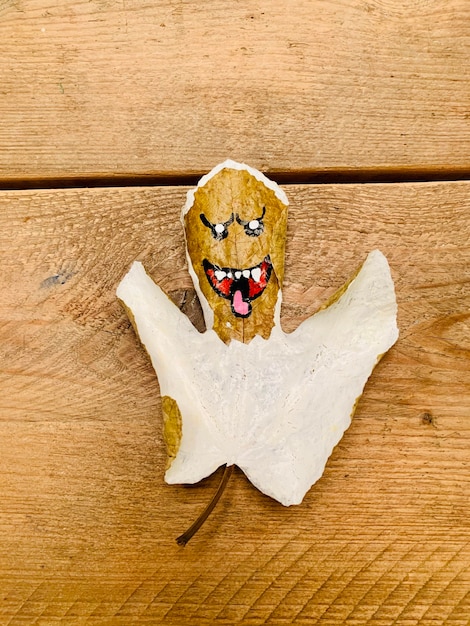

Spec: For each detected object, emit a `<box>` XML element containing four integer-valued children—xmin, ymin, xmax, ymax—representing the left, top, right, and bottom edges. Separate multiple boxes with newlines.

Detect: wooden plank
<box><xmin>0</xmin><ymin>182</ymin><xmax>469</xmax><ymax>624</ymax></box>
<box><xmin>1</xmin><ymin>1</ymin><xmax>470</xmax><ymax>181</ymax></box>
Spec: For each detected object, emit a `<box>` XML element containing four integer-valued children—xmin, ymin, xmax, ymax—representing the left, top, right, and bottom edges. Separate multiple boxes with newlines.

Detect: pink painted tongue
<box><xmin>232</xmin><ymin>290</ymin><xmax>249</xmax><ymax>316</ymax></box>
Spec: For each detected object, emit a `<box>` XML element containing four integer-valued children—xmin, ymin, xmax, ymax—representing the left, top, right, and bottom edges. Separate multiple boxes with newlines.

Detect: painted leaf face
<box><xmin>183</xmin><ymin>162</ymin><xmax>288</xmax><ymax>343</ymax></box>
<box><xmin>117</xmin><ymin>161</ymin><xmax>399</xmax><ymax>507</ymax></box>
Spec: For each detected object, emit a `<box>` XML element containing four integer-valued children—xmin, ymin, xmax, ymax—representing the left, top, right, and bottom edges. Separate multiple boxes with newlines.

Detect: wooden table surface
<box><xmin>1</xmin><ymin>2</ymin><xmax>469</xmax><ymax>625</ymax></box>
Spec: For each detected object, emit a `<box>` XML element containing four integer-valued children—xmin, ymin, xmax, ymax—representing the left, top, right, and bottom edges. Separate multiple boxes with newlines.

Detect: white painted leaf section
<box><xmin>117</xmin><ymin>249</ymin><xmax>398</xmax><ymax>506</ymax></box>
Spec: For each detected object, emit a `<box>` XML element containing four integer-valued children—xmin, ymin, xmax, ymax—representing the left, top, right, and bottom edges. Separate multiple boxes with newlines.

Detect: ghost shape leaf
<box><xmin>117</xmin><ymin>160</ymin><xmax>398</xmax><ymax>524</ymax></box>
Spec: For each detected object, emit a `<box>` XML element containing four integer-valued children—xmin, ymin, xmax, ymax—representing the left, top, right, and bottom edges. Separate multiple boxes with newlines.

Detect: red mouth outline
<box><xmin>203</xmin><ymin>256</ymin><xmax>273</xmax><ymax>318</ymax></box>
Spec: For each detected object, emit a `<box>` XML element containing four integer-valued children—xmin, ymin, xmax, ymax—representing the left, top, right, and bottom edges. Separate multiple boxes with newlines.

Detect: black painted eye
<box><xmin>200</xmin><ymin>212</ymin><xmax>234</xmax><ymax>241</ymax></box>
<box><xmin>236</xmin><ymin>206</ymin><xmax>266</xmax><ymax>237</ymax></box>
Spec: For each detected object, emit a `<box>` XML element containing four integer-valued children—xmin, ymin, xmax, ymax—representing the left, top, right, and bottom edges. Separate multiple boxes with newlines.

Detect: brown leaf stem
<box><xmin>176</xmin><ymin>464</ymin><xmax>234</xmax><ymax>546</ymax></box>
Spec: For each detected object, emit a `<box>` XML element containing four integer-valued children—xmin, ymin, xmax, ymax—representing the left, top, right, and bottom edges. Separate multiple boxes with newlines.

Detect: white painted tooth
<box><xmin>214</xmin><ymin>270</ymin><xmax>226</xmax><ymax>281</ymax></box>
<box><xmin>251</xmin><ymin>267</ymin><xmax>262</xmax><ymax>282</ymax></box>
<box><xmin>227</xmin><ymin>271</ymin><xmax>233</xmax><ymax>279</ymax></box>
<box><xmin>242</xmin><ymin>269</ymin><xmax>250</xmax><ymax>278</ymax></box>
<box><xmin>235</xmin><ymin>271</ymin><xmax>242</xmax><ymax>279</ymax></box>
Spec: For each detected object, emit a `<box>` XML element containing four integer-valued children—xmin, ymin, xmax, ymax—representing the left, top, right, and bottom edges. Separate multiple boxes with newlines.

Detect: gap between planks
<box><xmin>0</xmin><ymin>165</ymin><xmax>470</xmax><ymax>190</ymax></box>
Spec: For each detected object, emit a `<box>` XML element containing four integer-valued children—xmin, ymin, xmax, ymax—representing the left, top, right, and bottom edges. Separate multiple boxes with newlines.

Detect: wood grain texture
<box><xmin>0</xmin><ymin>182</ymin><xmax>469</xmax><ymax>624</ymax></box>
<box><xmin>1</xmin><ymin>0</ymin><xmax>470</xmax><ymax>181</ymax></box>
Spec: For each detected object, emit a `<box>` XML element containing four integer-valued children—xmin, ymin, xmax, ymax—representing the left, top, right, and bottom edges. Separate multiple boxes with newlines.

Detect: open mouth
<box><xmin>203</xmin><ymin>256</ymin><xmax>272</xmax><ymax>318</ymax></box>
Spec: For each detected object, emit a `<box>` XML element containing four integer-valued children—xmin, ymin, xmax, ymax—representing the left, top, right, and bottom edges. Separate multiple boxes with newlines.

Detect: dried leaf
<box><xmin>117</xmin><ymin>160</ymin><xmax>398</xmax><ymax>506</ymax></box>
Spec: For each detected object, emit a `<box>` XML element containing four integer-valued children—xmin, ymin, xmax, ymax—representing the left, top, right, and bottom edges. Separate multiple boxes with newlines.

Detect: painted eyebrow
<box><xmin>236</xmin><ymin>206</ymin><xmax>266</xmax><ymax>226</ymax></box>
<box><xmin>200</xmin><ymin>212</ymin><xmax>234</xmax><ymax>240</ymax></box>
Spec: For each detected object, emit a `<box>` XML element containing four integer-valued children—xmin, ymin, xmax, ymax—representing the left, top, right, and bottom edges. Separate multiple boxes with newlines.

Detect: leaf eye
<box><xmin>200</xmin><ymin>213</ymin><xmax>234</xmax><ymax>241</ymax></box>
<box><xmin>236</xmin><ymin>206</ymin><xmax>266</xmax><ymax>237</ymax></box>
